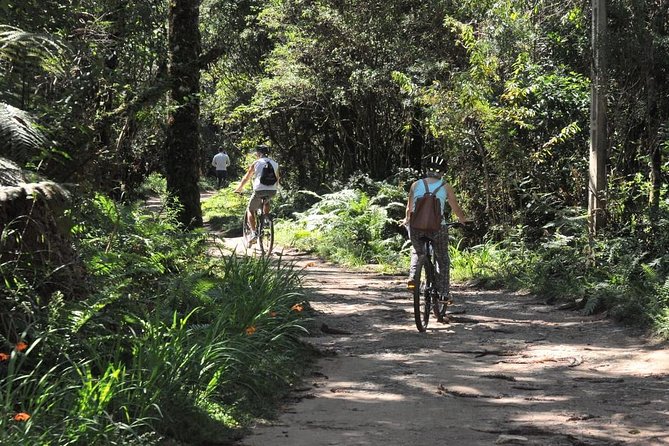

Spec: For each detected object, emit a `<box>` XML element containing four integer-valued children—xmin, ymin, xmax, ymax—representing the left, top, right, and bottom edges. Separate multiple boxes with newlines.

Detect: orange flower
<box><xmin>291</xmin><ymin>304</ymin><xmax>304</xmax><ymax>312</ymax></box>
<box><xmin>245</xmin><ymin>326</ymin><xmax>256</xmax><ymax>335</ymax></box>
<box><xmin>270</xmin><ymin>311</ymin><xmax>277</xmax><ymax>318</ymax></box>
<box><xmin>15</xmin><ymin>342</ymin><xmax>28</xmax><ymax>352</ymax></box>
<box><xmin>12</xmin><ymin>412</ymin><xmax>30</xmax><ymax>422</ymax></box>
<box><xmin>0</xmin><ymin>352</ymin><xmax>9</xmax><ymax>361</ymax></box>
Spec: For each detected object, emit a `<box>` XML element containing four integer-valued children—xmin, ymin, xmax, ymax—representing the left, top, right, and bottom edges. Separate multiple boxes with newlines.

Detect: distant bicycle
<box><xmin>241</xmin><ymin>195</ymin><xmax>274</xmax><ymax>256</ymax></box>
<box><xmin>408</xmin><ymin>222</ymin><xmax>463</xmax><ymax>332</ymax></box>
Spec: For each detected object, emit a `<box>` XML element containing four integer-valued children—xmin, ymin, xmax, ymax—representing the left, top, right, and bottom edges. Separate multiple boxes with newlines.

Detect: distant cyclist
<box><xmin>403</xmin><ymin>155</ymin><xmax>468</xmax><ymax>296</ymax></box>
<box><xmin>234</xmin><ymin>145</ymin><xmax>280</xmax><ymax>242</ymax></box>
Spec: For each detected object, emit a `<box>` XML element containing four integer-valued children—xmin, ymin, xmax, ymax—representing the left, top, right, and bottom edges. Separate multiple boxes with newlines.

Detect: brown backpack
<box><xmin>410</xmin><ymin>179</ymin><xmax>444</xmax><ymax>232</ymax></box>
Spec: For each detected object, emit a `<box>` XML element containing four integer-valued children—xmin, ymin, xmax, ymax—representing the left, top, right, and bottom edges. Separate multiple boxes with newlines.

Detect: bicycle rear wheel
<box><xmin>257</xmin><ymin>213</ymin><xmax>274</xmax><ymax>256</ymax></box>
<box><xmin>413</xmin><ymin>261</ymin><xmax>433</xmax><ymax>332</ymax></box>
<box><xmin>433</xmin><ymin>251</ymin><xmax>452</xmax><ymax>322</ymax></box>
<box><xmin>434</xmin><ymin>294</ymin><xmax>450</xmax><ymax>322</ymax></box>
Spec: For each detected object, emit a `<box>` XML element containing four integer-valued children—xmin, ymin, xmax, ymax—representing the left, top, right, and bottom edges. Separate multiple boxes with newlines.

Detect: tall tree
<box><xmin>165</xmin><ymin>0</ymin><xmax>203</xmax><ymax>228</ymax></box>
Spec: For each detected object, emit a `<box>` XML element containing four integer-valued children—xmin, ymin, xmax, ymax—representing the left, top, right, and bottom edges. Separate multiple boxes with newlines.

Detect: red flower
<box><xmin>15</xmin><ymin>342</ymin><xmax>28</xmax><ymax>352</ymax></box>
<box><xmin>12</xmin><ymin>412</ymin><xmax>31</xmax><ymax>422</ymax></box>
<box><xmin>0</xmin><ymin>352</ymin><xmax>9</xmax><ymax>361</ymax></box>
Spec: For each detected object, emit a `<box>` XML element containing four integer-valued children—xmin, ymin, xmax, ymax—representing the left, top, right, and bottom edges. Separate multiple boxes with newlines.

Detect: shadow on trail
<box><xmin>217</xmin><ymin>239</ymin><xmax>669</xmax><ymax>445</ymax></box>
<box><xmin>290</xmin><ymin>262</ymin><xmax>669</xmax><ymax>446</ymax></box>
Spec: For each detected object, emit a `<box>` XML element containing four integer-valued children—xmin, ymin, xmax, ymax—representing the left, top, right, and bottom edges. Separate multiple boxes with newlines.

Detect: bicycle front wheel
<box><xmin>241</xmin><ymin>214</ymin><xmax>253</xmax><ymax>249</ymax></box>
<box><xmin>413</xmin><ymin>261</ymin><xmax>433</xmax><ymax>332</ymax></box>
<box><xmin>257</xmin><ymin>213</ymin><xmax>274</xmax><ymax>256</ymax></box>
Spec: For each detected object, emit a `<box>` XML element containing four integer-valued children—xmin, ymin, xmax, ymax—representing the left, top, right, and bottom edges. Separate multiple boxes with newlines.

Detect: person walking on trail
<box><xmin>403</xmin><ymin>155</ymin><xmax>468</xmax><ymax>298</ymax></box>
<box><xmin>234</xmin><ymin>145</ymin><xmax>280</xmax><ymax>243</ymax></box>
<box><xmin>212</xmin><ymin>149</ymin><xmax>231</xmax><ymax>189</ymax></box>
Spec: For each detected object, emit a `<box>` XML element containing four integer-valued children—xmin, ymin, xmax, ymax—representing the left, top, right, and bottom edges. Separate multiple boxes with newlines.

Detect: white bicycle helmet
<box><xmin>423</xmin><ymin>155</ymin><xmax>446</xmax><ymax>175</ymax></box>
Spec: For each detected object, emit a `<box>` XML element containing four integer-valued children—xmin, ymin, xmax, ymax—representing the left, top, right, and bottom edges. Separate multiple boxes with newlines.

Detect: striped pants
<box><xmin>409</xmin><ymin>225</ymin><xmax>450</xmax><ymax>296</ymax></box>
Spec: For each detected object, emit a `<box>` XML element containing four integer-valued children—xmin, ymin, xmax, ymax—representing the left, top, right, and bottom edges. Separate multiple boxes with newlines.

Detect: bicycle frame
<box><xmin>242</xmin><ymin>196</ymin><xmax>274</xmax><ymax>256</ymax></box>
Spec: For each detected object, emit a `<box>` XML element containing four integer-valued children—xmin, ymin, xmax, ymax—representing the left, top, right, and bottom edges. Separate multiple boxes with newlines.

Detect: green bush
<box><xmin>275</xmin><ymin>188</ymin><xmax>407</xmax><ymax>268</ymax></box>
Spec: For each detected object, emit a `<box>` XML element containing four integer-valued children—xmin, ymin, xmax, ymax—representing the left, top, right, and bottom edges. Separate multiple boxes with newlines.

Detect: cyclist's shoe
<box><xmin>437</xmin><ymin>294</ymin><xmax>453</xmax><ymax>306</ymax></box>
<box><xmin>407</xmin><ymin>279</ymin><xmax>416</xmax><ymax>290</ymax></box>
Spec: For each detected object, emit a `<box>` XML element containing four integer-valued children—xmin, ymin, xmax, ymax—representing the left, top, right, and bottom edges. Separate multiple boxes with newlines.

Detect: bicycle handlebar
<box><xmin>401</xmin><ymin>221</ymin><xmax>472</xmax><ymax>229</ymax></box>
<box><xmin>444</xmin><ymin>221</ymin><xmax>472</xmax><ymax>229</ymax></box>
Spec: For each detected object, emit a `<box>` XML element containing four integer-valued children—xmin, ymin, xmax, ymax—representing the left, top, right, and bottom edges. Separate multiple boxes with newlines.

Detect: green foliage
<box><xmin>449</xmin><ymin>240</ymin><xmax>522</xmax><ymax>288</ymax></box>
<box><xmin>0</xmin><ymin>103</ymin><xmax>51</xmax><ymax>167</ymax></box>
<box><xmin>136</xmin><ymin>172</ymin><xmax>167</xmax><ymax>198</ymax></box>
<box><xmin>275</xmin><ymin>176</ymin><xmax>409</xmax><ymax>268</ymax></box>
<box><xmin>452</xmin><ymin>207</ymin><xmax>669</xmax><ymax>336</ymax></box>
<box><xmin>0</xmin><ymin>194</ymin><xmax>312</xmax><ymax>444</ymax></box>
<box><xmin>201</xmin><ymin>185</ymin><xmax>249</xmax><ymax>235</ymax></box>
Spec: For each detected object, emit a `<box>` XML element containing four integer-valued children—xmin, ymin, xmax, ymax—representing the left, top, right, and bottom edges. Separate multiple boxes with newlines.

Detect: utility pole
<box><xmin>589</xmin><ymin>0</ymin><xmax>607</xmax><ymax>234</ymax></box>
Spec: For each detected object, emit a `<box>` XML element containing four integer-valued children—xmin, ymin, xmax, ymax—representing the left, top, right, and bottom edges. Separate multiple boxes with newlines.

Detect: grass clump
<box><xmin>201</xmin><ymin>185</ymin><xmax>248</xmax><ymax>236</ymax></box>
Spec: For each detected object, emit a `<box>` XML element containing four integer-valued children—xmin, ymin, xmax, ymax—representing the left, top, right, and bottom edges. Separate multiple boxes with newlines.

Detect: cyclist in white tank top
<box><xmin>234</xmin><ymin>145</ymin><xmax>280</xmax><ymax>241</ymax></box>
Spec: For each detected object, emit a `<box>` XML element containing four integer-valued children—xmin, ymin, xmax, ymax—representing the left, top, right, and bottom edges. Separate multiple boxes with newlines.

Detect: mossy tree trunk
<box><xmin>165</xmin><ymin>0</ymin><xmax>203</xmax><ymax>228</ymax></box>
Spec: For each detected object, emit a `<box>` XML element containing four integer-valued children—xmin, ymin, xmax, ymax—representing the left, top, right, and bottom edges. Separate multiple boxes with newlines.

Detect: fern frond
<box><xmin>0</xmin><ymin>25</ymin><xmax>68</xmax><ymax>75</ymax></box>
<box><xmin>0</xmin><ymin>102</ymin><xmax>48</xmax><ymax>164</ymax></box>
<box><xmin>583</xmin><ymin>295</ymin><xmax>601</xmax><ymax>315</ymax></box>
<box><xmin>297</xmin><ymin>189</ymin><xmax>323</xmax><ymax>200</ymax></box>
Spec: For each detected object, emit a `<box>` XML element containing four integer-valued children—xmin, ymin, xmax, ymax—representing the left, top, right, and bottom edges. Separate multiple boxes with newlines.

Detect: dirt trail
<box><xmin>221</xmin><ymin>238</ymin><xmax>669</xmax><ymax>446</ymax></box>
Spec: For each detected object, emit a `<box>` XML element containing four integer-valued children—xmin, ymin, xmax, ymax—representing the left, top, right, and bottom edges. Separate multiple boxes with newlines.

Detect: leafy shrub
<box><xmin>201</xmin><ymin>187</ymin><xmax>248</xmax><ymax>235</ymax></box>
<box><xmin>276</xmin><ymin>187</ymin><xmax>407</xmax><ymax>267</ymax></box>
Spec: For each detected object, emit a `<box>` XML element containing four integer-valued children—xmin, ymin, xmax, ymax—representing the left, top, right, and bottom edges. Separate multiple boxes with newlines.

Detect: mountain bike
<box><xmin>409</xmin><ymin>222</ymin><xmax>462</xmax><ymax>332</ymax></box>
<box><xmin>241</xmin><ymin>196</ymin><xmax>274</xmax><ymax>256</ymax></box>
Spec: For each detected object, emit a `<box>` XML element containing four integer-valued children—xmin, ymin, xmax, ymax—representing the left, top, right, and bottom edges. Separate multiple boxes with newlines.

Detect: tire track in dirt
<box><xmin>220</xmin><ymin>241</ymin><xmax>669</xmax><ymax>446</ymax></box>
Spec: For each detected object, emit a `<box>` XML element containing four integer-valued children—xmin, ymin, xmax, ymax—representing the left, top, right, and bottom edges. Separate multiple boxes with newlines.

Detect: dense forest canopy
<box><xmin>3</xmin><ymin>0</ymin><xmax>668</xmax><ymax>302</ymax></box>
<box><xmin>2</xmin><ymin>0</ymin><xmax>666</xmax><ymax>233</ymax></box>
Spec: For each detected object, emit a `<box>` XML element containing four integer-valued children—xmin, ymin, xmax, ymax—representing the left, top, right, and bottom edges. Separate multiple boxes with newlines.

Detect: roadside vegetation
<box><xmin>1</xmin><ymin>188</ymin><xmax>312</xmax><ymax>445</ymax></box>
<box><xmin>200</xmin><ymin>170</ymin><xmax>669</xmax><ymax>338</ymax></box>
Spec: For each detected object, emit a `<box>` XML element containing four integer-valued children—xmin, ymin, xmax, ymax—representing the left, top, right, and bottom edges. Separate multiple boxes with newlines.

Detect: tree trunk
<box><xmin>165</xmin><ymin>0</ymin><xmax>202</xmax><ymax>228</ymax></box>
<box><xmin>407</xmin><ymin>105</ymin><xmax>424</xmax><ymax>172</ymax></box>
